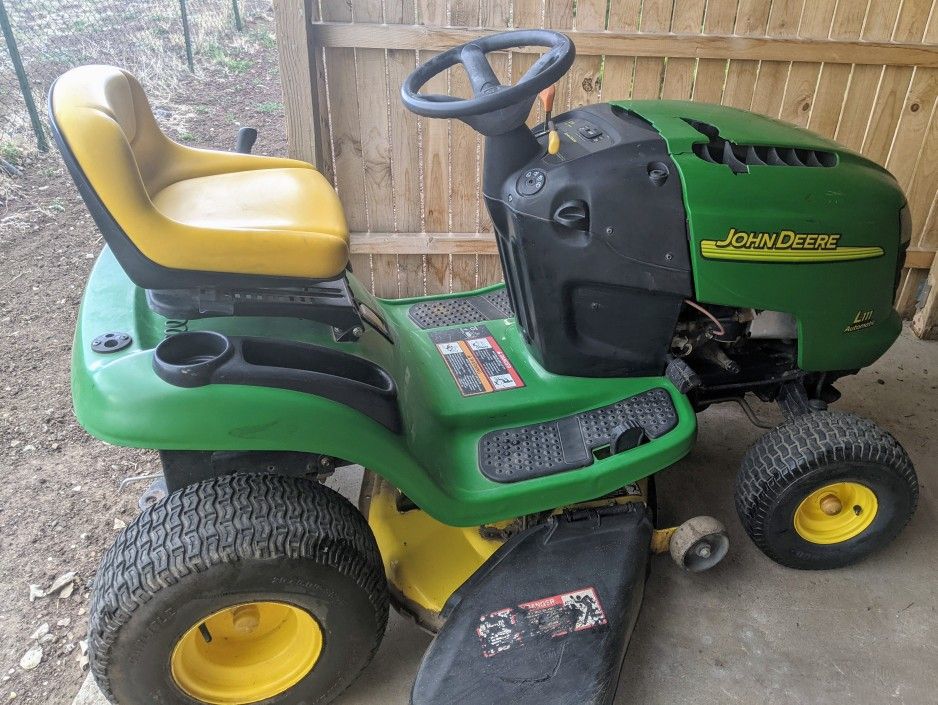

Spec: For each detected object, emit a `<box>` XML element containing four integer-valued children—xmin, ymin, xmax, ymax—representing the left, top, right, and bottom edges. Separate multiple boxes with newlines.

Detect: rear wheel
<box><xmin>89</xmin><ymin>473</ymin><xmax>388</xmax><ymax>704</ymax></box>
<box><xmin>735</xmin><ymin>411</ymin><xmax>918</xmax><ymax>570</ymax></box>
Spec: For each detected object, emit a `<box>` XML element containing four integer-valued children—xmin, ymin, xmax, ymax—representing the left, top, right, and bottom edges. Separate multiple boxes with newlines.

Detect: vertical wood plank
<box><xmin>357</xmin><ymin>52</ymin><xmax>394</xmax><ymax>230</ymax></box>
<box><xmin>776</xmin><ymin>0</ymin><xmax>837</xmax><ymax>127</ymax></box>
<box><xmin>749</xmin><ymin>0</ymin><xmax>804</xmax><ymax>117</ymax></box>
<box><xmin>381</xmin><ymin>0</ymin><xmax>420</xmax><ymax>297</ymax></box>
<box><xmin>450</xmin><ymin>0</ymin><xmax>482</xmax><ymax>291</ymax></box>
<box><xmin>479</xmin><ymin>254</ymin><xmax>504</xmax><ymax>286</ymax></box>
<box><xmin>886</xmin><ymin>70</ymin><xmax>938</xmax><ymax>194</ymax></box>
<box><xmin>420</xmin><ymin>56</ymin><xmax>450</xmax><ymax>293</ymax></box>
<box><xmin>566</xmin><ymin>0</ymin><xmax>605</xmax><ymax>109</ymax></box>
<box><xmin>272</xmin><ymin>0</ymin><xmax>320</xmax><ymax>165</ymax></box>
<box><xmin>479</xmin><ymin>0</ymin><xmax>510</xmax><ymax>29</ymax></box>
<box><xmin>602</xmin><ymin>0</ymin><xmax>642</xmax><ymax>100</ymax></box>
<box><xmin>543</xmin><ymin>0</ymin><xmax>576</xmax><ymax>110</ymax></box>
<box><xmin>325</xmin><ymin>48</ymin><xmax>368</xmax><ymax>232</ymax></box>
<box><xmin>721</xmin><ymin>0</ymin><xmax>771</xmax><ymax>109</ymax></box>
<box><xmin>863</xmin><ymin>0</ymin><xmax>932</xmax><ymax>164</ymax></box>
<box><xmin>513</xmin><ymin>0</ymin><xmax>544</xmax><ymax>27</ymax></box>
<box><xmin>631</xmin><ymin>0</ymin><xmax>671</xmax><ymax>99</ymax></box>
<box><xmin>806</xmin><ymin>0</ymin><xmax>868</xmax><ymax>138</ymax></box>
<box><xmin>353</xmin><ymin>0</ymin><xmax>393</xmax><ymax>235</ymax></box>
<box><xmin>386</xmin><ymin>49</ymin><xmax>423</xmax><ymax>296</ymax></box>
<box><xmin>692</xmin><ymin>0</ymin><xmax>738</xmax><ymax>104</ymax></box>
<box><xmin>835</xmin><ymin>2</ymin><xmax>903</xmax><ymax>151</ymax></box>
<box><xmin>661</xmin><ymin>0</ymin><xmax>707</xmax><ymax>100</ymax></box>
<box><xmin>321</xmin><ymin>0</ymin><xmax>366</xmax><ymax>233</ymax></box>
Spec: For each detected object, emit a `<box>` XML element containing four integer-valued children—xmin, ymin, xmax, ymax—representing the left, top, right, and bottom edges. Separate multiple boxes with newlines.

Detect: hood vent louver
<box><xmin>684</xmin><ymin>119</ymin><xmax>837</xmax><ymax>174</ymax></box>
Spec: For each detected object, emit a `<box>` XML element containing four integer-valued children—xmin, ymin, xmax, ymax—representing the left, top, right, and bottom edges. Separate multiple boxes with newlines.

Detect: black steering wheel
<box><xmin>401</xmin><ymin>30</ymin><xmax>575</xmax><ymax>132</ymax></box>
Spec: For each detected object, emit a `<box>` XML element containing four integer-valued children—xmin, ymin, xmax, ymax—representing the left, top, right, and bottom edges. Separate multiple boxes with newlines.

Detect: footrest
<box><xmin>411</xmin><ymin>505</ymin><xmax>652</xmax><ymax>705</ymax></box>
<box><xmin>409</xmin><ymin>289</ymin><xmax>513</xmax><ymax>329</ymax></box>
<box><xmin>478</xmin><ymin>388</ymin><xmax>677</xmax><ymax>482</ymax></box>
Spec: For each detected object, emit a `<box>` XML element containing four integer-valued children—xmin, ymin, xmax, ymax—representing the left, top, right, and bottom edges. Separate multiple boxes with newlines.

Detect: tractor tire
<box><xmin>735</xmin><ymin>411</ymin><xmax>917</xmax><ymax>570</ymax></box>
<box><xmin>88</xmin><ymin>473</ymin><xmax>389</xmax><ymax>705</ymax></box>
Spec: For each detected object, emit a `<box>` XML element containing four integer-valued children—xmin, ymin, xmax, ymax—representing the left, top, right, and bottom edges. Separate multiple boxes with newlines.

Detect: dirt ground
<box><xmin>0</xmin><ymin>17</ymin><xmax>288</xmax><ymax>704</ymax></box>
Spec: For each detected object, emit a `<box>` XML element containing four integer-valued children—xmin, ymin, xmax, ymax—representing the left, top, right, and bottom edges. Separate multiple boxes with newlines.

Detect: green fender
<box><xmin>72</xmin><ymin>249</ymin><xmax>697</xmax><ymax>526</ymax></box>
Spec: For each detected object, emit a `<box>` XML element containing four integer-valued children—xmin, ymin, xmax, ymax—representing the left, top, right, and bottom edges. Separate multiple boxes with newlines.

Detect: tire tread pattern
<box><xmin>735</xmin><ymin>411</ymin><xmax>918</xmax><ymax>567</ymax></box>
<box><xmin>88</xmin><ymin>473</ymin><xmax>389</xmax><ymax>703</ymax></box>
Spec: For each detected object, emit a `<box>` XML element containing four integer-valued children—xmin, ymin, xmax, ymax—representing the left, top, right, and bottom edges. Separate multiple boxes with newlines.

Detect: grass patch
<box><xmin>257</xmin><ymin>101</ymin><xmax>282</xmax><ymax>114</ymax></box>
<box><xmin>205</xmin><ymin>44</ymin><xmax>252</xmax><ymax>74</ymax></box>
<box><xmin>1</xmin><ymin>142</ymin><xmax>23</xmax><ymax>165</ymax></box>
<box><xmin>251</xmin><ymin>29</ymin><xmax>277</xmax><ymax>49</ymax></box>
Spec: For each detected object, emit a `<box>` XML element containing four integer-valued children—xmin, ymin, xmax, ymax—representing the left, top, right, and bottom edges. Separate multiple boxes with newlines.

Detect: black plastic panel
<box><xmin>478</xmin><ymin>388</ymin><xmax>677</xmax><ymax>482</ymax></box>
<box><xmin>483</xmin><ymin>103</ymin><xmax>692</xmax><ymax>377</ymax></box>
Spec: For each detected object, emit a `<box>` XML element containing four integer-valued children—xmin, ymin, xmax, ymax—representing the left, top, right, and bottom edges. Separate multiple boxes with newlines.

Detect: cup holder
<box><xmin>151</xmin><ymin>332</ymin><xmax>401</xmax><ymax>432</ymax></box>
<box><xmin>153</xmin><ymin>331</ymin><xmax>233</xmax><ymax>387</ymax></box>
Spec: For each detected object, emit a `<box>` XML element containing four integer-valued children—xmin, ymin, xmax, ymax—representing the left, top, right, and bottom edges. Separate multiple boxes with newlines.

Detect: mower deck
<box><xmin>73</xmin><ymin>247</ymin><xmax>696</xmax><ymax>526</ymax></box>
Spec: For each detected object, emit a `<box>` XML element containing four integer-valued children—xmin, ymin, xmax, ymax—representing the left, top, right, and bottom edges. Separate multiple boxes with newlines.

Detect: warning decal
<box><xmin>430</xmin><ymin>325</ymin><xmax>525</xmax><ymax>396</ymax></box>
<box><xmin>476</xmin><ymin>587</ymin><xmax>607</xmax><ymax>658</ymax></box>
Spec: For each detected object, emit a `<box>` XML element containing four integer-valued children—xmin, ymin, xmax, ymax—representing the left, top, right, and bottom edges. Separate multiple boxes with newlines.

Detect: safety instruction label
<box><xmin>477</xmin><ymin>587</ymin><xmax>608</xmax><ymax>658</ymax></box>
<box><xmin>430</xmin><ymin>325</ymin><xmax>524</xmax><ymax>396</ymax></box>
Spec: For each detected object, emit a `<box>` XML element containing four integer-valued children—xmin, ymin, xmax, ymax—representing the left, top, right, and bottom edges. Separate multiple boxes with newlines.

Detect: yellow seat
<box><xmin>50</xmin><ymin>65</ymin><xmax>349</xmax><ymax>284</ymax></box>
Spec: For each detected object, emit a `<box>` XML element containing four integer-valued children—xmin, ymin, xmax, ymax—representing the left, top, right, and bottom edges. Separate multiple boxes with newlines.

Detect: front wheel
<box><xmin>88</xmin><ymin>473</ymin><xmax>389</xmax><ymax>705</ymax></box>
<box><xmin>735</xmin><ymin>411</ymin><xmax>918</xmax><ymax>570</ymax></box>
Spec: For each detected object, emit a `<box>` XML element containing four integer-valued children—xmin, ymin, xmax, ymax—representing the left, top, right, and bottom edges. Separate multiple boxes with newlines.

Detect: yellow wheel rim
<box><xmin>793</xmin><ymin>482</ymin><xmax>878</xmax><ymax>545</ymax></box>
<box><xmin>171</xmin><ymin>601</ymin><xmax>322</xmax><ymax>704</ymax></box>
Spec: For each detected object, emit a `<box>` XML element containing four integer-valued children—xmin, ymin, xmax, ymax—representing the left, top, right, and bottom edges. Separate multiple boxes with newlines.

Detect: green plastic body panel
<box><xmin>73</xmin><ymin>248</ymin><xmax>696</xmax><ymax>526</ymax></box>
<box><xmin>617</xmin><ymin>100</ymin><xmax>904</xmax><ymax>371</ymax></box>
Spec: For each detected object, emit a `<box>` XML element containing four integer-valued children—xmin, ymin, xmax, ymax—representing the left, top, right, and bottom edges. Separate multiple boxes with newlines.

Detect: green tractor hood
<box><xmin>617</xmin><ymin>100</ymin><xmax>906</xmax><ymax>372</ymax></box>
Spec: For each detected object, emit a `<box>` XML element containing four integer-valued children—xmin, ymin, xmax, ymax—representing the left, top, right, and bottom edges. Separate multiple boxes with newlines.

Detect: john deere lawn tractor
<box><xmin>49</xmin><ymin>29</ymin><xmax>917</xmax><ymax>705</ymax></box>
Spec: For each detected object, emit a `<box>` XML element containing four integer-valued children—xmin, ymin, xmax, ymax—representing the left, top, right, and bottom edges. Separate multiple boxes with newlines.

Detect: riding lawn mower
<box><xmin>48</xmin><ymin>29</ymin><xmax>918</xmax><ymax>705</ymax></box>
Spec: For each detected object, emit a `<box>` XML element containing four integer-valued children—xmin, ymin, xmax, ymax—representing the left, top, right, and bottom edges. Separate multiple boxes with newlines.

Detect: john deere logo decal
<box><xmin>701</xmin><ymin>228</ymin><xmax>884</xmax><ymax>262</ymax></box>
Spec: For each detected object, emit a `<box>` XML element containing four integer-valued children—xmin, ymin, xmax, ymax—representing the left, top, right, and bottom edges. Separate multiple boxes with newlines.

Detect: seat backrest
<box><xmin>50</xmin><ymin>65</ymin><xmax>179</xmax><ymax>201</ymax></box>
<box><xmin>49</xmin><ymin>65</ymin><xmax>186</xmax><ymax>288</ymax></box>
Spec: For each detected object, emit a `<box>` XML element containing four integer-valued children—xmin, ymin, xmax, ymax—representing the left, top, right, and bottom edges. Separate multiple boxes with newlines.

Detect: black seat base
<box><xmin>146</xmin><ymin>277</ymin><xmax>364</xmax><ymax>341</ymax></box>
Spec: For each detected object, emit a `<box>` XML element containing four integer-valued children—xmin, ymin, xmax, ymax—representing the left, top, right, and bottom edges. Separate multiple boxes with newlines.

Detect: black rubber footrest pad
<box><xmin>409</xmin><ymin>289</ymin><xmax>513</xmax><ymax>329</ymax></box>
<box><xmin>478</xmin><ymin>388</ymin><xmax>677</xmax><ymax>483</ymax></box>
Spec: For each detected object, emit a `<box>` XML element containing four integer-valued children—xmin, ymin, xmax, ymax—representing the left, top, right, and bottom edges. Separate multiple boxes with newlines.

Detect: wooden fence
<box><xmin>273</xmin><ymin>0</ymin><xmax>938</xmax><ymax>337</ymax></box>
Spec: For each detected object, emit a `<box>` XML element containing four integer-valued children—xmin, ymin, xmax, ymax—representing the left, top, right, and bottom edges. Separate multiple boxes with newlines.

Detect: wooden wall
<box><xmin>273</xmin><ymin>0</ymin><xmax>938</xmax><ymax>335</ymax></box>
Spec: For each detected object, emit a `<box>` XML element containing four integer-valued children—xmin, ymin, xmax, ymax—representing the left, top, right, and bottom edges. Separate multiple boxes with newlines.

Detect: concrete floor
<box><xmin>75</xmin><ymin>325</ymin><xmax>938</xmax><ymax>705</ymax></box>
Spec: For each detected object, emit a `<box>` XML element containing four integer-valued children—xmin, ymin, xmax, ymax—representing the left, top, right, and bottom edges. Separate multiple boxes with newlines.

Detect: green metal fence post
<box><xmin>178</xmin><ymin>0</ymin><xmax>194</xmax><ymax>71</ymax></box>
<box><xmin>0</xmin><ymin>0</ymin><xmax>48</xmax><ymax>151</ymax></box>
<box><xmin>232</xmin><ymin>0</ymin><xmax>243</xmax><ymax>31</ymax></box>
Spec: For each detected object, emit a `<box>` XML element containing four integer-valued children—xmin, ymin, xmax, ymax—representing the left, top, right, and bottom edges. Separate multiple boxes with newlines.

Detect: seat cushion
<box><xmin>151</xmin><ymin>167</ymin><xmax>349</xmax><ymax>280</ymax></box>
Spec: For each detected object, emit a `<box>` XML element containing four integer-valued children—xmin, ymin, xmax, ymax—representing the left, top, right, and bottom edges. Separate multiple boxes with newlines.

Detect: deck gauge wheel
<box><xmin>669</xmin><ymin>516</ymin><xmax>730</xmax><ymax>572</ymax></box>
